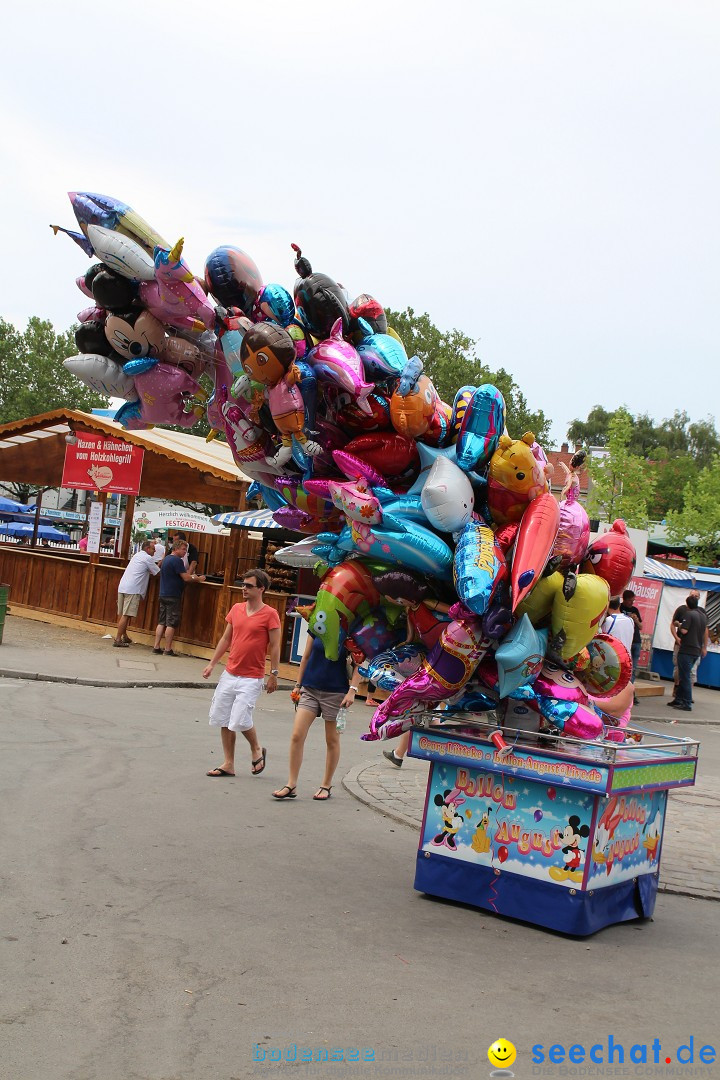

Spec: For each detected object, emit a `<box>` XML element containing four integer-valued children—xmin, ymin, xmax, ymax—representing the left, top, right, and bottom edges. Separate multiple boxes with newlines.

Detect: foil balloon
<box><xmin>133</xmin><ymin>363</ymin><xmax>206</xmax><ymax>427</ymax></box>
<box><xmin>141</xmin><ymin>238</ymin><xmax>216</xmax><ymax>335</ymax></box>
<box><xmin>494</xmin><ymin>616</ymin><xmax>548</xmax><ymax>698</ymax></box>
<box><xmin>389</xmin><ymin>375</ymin><xmax>450</xmax><ymax>445</ymax></box>
<box><xmin>456</xmin><ymin>383</ymin><xmax>506</xmax><ymax>471</ymax></box>
<box><xmin>90</xmin><ymin>268</ymin><xmax>137</xmax><ymax>311</ymax></box>
<box><xmin>348</xmin><ymin>294</ymin><xmax>387</xmax><ymax>338</ymax></box>
<box><xmin>421</xmin><ymin>456</ymin><xmax>475</xmax><ymax>536</ymax></box>
<box><xmin>511</xmin><ymin>493</ymin><xmax>561</xmax><ymax>610</ymax></box>
<box><xmin>255</xmin><ymin>283</ymin><xmax>295</xmax><ymax>327</ymax></box>
<box><xmin>552</xmin><ymin>496</ymin><xmax>590</xmax><ymax>570</ymax></box>
<box><xmin>454</xmin><ymin>518</ymin><xmax>508</xmax><ymax>616</ymax></box>
<box><xmin>240</xmin><ymin>323</ymin><xmax>322</xmax><ymax>467</ymax></box>
<box><xmin>355</xmin><ymin>320</ymin><xmax>409</xmax><ymax>379</ymax></box>
<box><xmin>63</xmin><ymin>353</ymin><xmax>138</xmax><ymax>400</ymax></box>
<box><xmin>366</xmin><ymin>611</ymin><xmax>490</xmax><ymax>737</ymax></box>
<box><xmin>105</xmin><ymin>311</ymin><xmax>166</xmax><ymax>362</ymax></box>
<box><xmin>580</xmin><ymin>633</ymin><xmax>632</xmax><ymax>698</ymax></box>
<box><xmin>305</xmin><ymin>319</ymin><xmax>374</xmax><ymax>413</ymax></box>
<box><xmin>86</xmin><ymin>224</ymin><xmax>155</xmax><ymax>281</ymax></box>
<box><xmin>205</xmin><ymin>244</ymin><xmax>263</xmax><ymax>317</ymax></box>
<box><xmin>549</xmin><ymin>574</ymin><xmax>610</xmax><ymax>661</ymax></box>
<box><xmin>516</xmin><ymin>570</ymin><xmax>563</xmax><ymax>627</ymax></box>
<box><xmin>537</xmin><ymin>696</ymin><xmax>604</xmax><ymax>740</ymax></box>
<box><xmin>342</xmin><ymin>432</ymin><xmax>420</xmax><ymax>479</ymax></box>
<box><xmin>581</xmin><ymin>519</ymin><xmax>637</xmax><ymax>595</ymax></box>
<box><xmin>359</xmin><ymin>644</ymin><xmax>426</xmax><ymax>692</ymax></box>
<box><xmin>302</xmin><ymin>561</ymin><xmax>381</xmax><ymax>661</ymax></box>
<box><xmin>75</xmin><ymin>320</ymin><xmax>113</xmax><ymax>356</ymax></box>
<box><xmin>68</xmin><ymin>191</ymin><xmax>168</xmax><ymax>255</ymax></box>
<box><xmin>292</xmin><ymin>244</ymin><xmax>349</xmax><ymax>339</ymax></box>
<box><xmin>487</xmin><ymin>432</ymin><xmax>550</xmax><ymax>526</ymax></box>
<box><xmin>335</xmin><ymin>389</ymin><xmax>391</xmax><ymax>433</ymax></box>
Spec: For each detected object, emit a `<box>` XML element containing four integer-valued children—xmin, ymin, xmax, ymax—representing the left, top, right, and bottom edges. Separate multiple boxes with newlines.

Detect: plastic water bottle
<box><xmin>335</xmin><ymin>707</ymin><xmax>347</xmax><ymax>733</ymax></box>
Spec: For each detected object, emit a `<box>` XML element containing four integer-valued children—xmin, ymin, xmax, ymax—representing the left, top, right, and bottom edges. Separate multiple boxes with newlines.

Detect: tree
<box><xmin>567</xmin><ymin>406</ymin><xmax>616</xmax><ymax>449</ymax></box>
<box><xmin>385</xmin><ymin>307</ymin><xmax>552</xmax><ymax>444</ymax></box>
<box><xmin>666</xmin><ymin>457</ymin><xmax>720</xmax><ymax>564</ymax></box>
<box><xmin>647</xmin><ymin>454</ymin><xmax>698</xmax><ymax>519</ymax></box>
<box><xmin>0</xmin><ymin>317</ymin><xmax>107</xmax><ymax>426</ymax></box>
<box><xmin>586</xmin><ymin>409</ymin><xmax>655</xmax><ymax>529</ymax></box>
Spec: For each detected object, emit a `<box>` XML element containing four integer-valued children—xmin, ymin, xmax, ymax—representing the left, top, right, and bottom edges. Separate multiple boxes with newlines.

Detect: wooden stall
<box><xmin>0</xmin><ymin>411</ymin><xmax>299</xmax><ymax>659</ymax></box>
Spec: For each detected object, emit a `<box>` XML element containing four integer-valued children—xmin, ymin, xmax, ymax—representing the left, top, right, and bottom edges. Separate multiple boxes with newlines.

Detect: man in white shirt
<box><xmin>152</xmin><ymin>534</ymin><xmax>166</xmax><ymax>563</ymax></box>
<box><xmin>601</xmin><ymin>597</ymin><xmax>635</xmax><ymax>659</ymax></box>
<box><xmin>114</xmin><ymin>540</ymin><xmax>161</xmax><ymax>647</ymax></box>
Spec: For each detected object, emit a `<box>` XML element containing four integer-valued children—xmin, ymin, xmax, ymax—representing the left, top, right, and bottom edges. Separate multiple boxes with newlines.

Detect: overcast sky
<box><xmin>2</xmin><ymin>1</ymin><xmax>717</xmax><ymax>447</ymax></box>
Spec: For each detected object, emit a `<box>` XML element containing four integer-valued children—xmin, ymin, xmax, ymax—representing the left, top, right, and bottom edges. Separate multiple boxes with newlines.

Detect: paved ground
<box><xmin>3</xmin><ymin>612</ymin><xmax>720</xmax><ymax>906</ymax></box>
<box><xmin>1</xmin><ymin>616</ymin><xmax>719</xmax><ymax>1080</ymax></box>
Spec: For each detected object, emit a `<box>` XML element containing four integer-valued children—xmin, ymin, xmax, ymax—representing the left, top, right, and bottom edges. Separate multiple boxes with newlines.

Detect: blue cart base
<box><xmin>415</xmin><ymin>850</ymin><xmax>659</xmax><ymax>936</ymax></box>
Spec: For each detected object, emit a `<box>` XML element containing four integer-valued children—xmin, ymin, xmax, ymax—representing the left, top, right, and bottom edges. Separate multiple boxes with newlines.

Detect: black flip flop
<box><xmin>272</xmin><ymin>785</ymin><xmax>297</xmax><ymax>800</ymax></box>
<box><xmin>251</xmin><ymin>748</ymin><xmax>267</xmax><ymax>775</ymax></box>
<box><xmin>206</xmin><ymin>767</ymin><xmax>235</xmax><ymax>777</ymax></box>
<box><xmin>313</xmin><ymin>786</ymin><xmax>332</xmax><ymax>801</ymax></box>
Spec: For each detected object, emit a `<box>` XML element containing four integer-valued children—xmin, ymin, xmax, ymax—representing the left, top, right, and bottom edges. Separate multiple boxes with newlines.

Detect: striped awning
<box><xmin>212</xmin><ymin>510</ymin><xmax>281</xmax><ymax>530</ymax></box>
<box><xmin>643</xmin><ymin>556</ymin><xmax>692</xmax><ymax>581</ymax></box>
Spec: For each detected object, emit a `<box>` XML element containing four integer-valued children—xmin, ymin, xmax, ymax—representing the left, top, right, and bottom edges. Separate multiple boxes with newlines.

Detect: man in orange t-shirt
<box><xmin>202</xmin><ymin>568</ymin><xmax>281</xmax><ymax>777</ymax></box>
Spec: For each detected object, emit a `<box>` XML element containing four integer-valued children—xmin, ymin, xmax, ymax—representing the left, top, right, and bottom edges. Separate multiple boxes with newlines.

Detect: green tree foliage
<box><xmin>385</xmin><ymin>307</ymin><xmax>551</xmax><ymax>444</ymax></box>
<box><xmin>666</xmin><ymin>457</ymin><xmax>720</xmax><ymax>565</ymax></box>
<box><xmin>568</xmin><ymin>405</ymin><xmax>719</xmax><ymax>521</ymax></box>
<box><xmin>0</xmin><ymin>317</ymin><xmax>107</xmax><ymax>426</ymax></box>
<box><xmin>586</xmin><ymin>409</ymin><xmax>655</xmax><ymax>529</ymax></box>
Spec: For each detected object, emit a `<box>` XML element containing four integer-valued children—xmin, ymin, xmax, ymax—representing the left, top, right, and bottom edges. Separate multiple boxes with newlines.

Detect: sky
<box><xmin>1</xmin><ymin>1</ymin><xmax>718</xmax><ymax>448</ymax></box>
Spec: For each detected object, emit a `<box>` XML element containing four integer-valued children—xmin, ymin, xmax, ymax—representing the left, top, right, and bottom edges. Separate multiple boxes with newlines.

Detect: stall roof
<box><xmin>0</xmin><ymin>410</ymin><xmax>251</xmax><ymax>505</ymax></box>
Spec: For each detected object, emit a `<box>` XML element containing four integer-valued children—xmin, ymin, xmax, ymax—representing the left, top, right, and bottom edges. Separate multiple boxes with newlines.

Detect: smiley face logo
<box><xmin>488</xmin><ymin>1039</ymin><xmax>517</xmax><ymax>1070</ymax></box>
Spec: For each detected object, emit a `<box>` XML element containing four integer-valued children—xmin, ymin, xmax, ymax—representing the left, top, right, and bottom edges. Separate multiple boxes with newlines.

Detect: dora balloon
<box><xmin>239</xmin><ymin>322</ymin><xmax>321</xmax><ymax>468</ymax></box>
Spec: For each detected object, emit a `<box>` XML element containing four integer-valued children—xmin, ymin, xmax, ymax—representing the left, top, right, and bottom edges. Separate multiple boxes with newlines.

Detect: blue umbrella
<box><xmin>0</xmin><ymin>495</ymin><xmax>29</xmax><ymax>513</ymax></box>
<box><xmin>0</xmin><ymin>522</ymin><xmax>71</xmax><ymax>543</ymax></box>
<box><xmin>0</xmin><ymin>510</ymin><xmax>57</xmax><ymax>526</ymax></box>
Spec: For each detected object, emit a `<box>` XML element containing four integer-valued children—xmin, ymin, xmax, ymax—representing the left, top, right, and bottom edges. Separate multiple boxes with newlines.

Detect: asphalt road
<box><xmin>1</xmin><ymin>679</ymin><xmax>718</xmax><ymax>1080</ymax></box>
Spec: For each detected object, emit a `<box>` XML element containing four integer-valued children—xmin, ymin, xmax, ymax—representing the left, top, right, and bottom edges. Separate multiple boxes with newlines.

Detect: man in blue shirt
<box><xmin>152</xmin><ymin>540</ymin><xmax>205</xmax><ymax>655</ymax></box>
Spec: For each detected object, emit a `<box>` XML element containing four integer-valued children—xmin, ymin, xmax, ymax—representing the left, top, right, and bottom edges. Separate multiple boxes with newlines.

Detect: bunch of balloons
<box><xmin>56</xmin><ymin>191</ymin><xmax>639</xmax><ymax>745</ymax></box>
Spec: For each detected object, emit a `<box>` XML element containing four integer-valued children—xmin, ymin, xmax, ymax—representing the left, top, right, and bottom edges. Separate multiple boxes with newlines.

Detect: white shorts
<box><xmin>209</xmin><ymin>670</ymin><xmax>264</xmax><ymax>732</ymax></box>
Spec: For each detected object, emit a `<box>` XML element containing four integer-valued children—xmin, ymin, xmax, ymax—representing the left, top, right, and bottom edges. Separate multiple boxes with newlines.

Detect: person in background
<box><xmin>601</xmin><ymin>597</ymin><xmax>635</xmax><ymax>656</ymax></box>
<box><xmin>78</xmin><ymin>533</ymin><xmax>88</xmax><ymax>552</ymax></box>
<box><xmin>152</xmin><ymin>540</ymin><xmax>206</xmax><ymax>655</ymax></box>
<box><xmin>620</xmin><ymin>589</ymin><xmax>643</xmax><ymax>699</ymax></box>
<box><xmin>272</xmin><ymin>634</ymin><xmax>360</xmax><ymax>801</ymax></box>
<box><xmin>669</xmin><ymin>590</ymin><xmax>701</xmax><ymax>705</ymax></box>
<box><xmin>203</xmin><ymin>569</ymin><xmax>280</xmax><ymax>778</ymax></box>
<box><xmin>114</xmin><ymin>539</ymin><xmax>161</xmax><ymax>647</ymax></box>
<box><xmin>152</xmin><ymin>534</ymin><xmax>166</xmax><ymax>563</ymax></box>
<box><xmin>670</xmin><ymin>594</ymin><xmax>708</xmax><ymax>712</ymax></box>
<box><xmin>172</xmin><ymin>531</ymin><xmax>199</xmax><ymax>575</ymax></box>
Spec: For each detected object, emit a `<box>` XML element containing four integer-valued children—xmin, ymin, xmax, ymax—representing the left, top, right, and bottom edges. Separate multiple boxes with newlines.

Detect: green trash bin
<box><xmin>0</xmin><ymin>583</ymin><xmax>9</xmax><ymax>645</ymax></box>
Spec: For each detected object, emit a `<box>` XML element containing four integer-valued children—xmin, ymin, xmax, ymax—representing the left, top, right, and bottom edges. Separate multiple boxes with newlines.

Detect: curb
<box><xmin>342</xmin><ymin>762</ymin><xmax>422</xmax><ymax>832</ymax></box>
<box><xmin>0</xmin><ymin>669</ymin><xmax>296</xmax><ymax>692</ymax></box>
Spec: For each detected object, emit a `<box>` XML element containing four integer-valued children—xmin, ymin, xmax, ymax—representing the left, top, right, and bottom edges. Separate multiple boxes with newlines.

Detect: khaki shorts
<box><xmin>158</xmin><ymin>596</ymin><xmax>182</xmax><ymax>628</ymax></box>
<box><xmin>117</xmin><ymin>593</ymin><xmax>141</xmax><ymax>617</ymax></box>
<box><xmin>298</xmin><ymin>687</ymin><xmax>346</xmax><ymax>724</ymax></box>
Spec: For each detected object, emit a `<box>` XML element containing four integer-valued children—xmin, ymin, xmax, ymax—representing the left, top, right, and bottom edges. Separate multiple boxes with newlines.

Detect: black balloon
<box><xmin>205</xmin><ymin>246</ymin><xmax>263</xmax><ymax>317</ymax></box>
<box><xmin>75</xmin><ymin>319</ymin><xmax>113</xmax><ymax>356</ymax></box>
<box><xmin>90</xmin><ymin>267</ymin><xmax>137</xmax><ymax>311</ymax></box>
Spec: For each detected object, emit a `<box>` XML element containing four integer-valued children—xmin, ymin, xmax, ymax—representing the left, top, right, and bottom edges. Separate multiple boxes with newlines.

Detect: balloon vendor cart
<box><xmin>408</xmin><ymin>720</ymin><xmax>699</xmax><ymax>936</ymax></box>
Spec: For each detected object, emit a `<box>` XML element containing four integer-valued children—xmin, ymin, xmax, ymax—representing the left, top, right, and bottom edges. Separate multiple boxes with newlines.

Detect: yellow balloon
<box><xmin>386</xmin><ymin>326</ymin><xmax>404</xmax><ymax>346</ymax></box>
<box><xmin>551</xmin><ymin>574</ymin><xmax>609</xmax><ymax>660</ymax></box>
